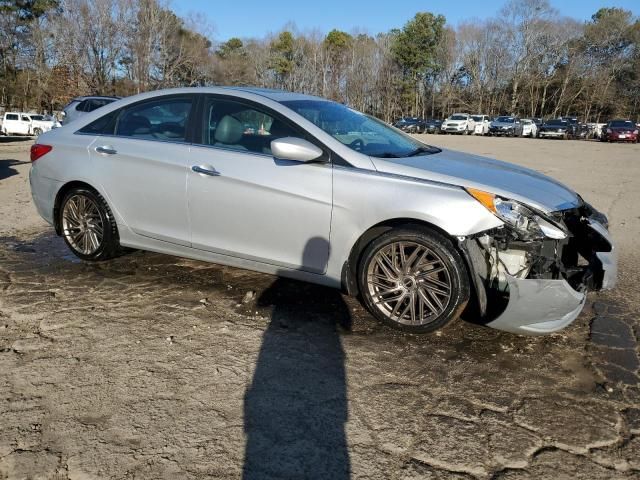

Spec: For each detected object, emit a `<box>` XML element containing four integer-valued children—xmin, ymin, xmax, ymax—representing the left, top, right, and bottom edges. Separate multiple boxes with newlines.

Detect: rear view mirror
<box><xmin>271</xmin><ymin>137</ymin><xmax>324</xmax><ymax>162</ymax></box>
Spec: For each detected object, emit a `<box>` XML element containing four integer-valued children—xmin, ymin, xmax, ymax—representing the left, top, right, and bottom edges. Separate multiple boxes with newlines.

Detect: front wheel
<box><xmin>357</xmin><ymin>227</ymin><xmax>470</xmax><ymax>333</ymax></box>
<box><xmin>60</xmin><ymin>187</ymin><xmax>122</xmax><ymax>261</ymax></box>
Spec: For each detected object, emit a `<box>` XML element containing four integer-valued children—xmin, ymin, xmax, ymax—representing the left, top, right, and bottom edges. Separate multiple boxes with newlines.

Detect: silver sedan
<box><xmin>29</xmin><ymin>87</ymin><xmax>616</xmax><ymax>335</ymax></box>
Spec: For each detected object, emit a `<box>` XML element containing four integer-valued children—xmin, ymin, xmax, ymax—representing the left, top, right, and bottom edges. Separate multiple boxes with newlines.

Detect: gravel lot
<box><xmin>1</xmin><ymin>136</ymin><xmax>639</xmax><ymax>479</ymax></box>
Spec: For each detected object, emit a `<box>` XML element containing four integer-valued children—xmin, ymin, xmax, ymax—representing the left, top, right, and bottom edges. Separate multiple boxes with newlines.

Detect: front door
<box><xmin>187</xmin><ymin>95</ymin><xmax>332</xmax><ymax>273</ymax></box>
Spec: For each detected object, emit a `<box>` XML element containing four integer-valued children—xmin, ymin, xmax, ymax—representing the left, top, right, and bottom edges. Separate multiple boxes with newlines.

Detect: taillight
<box><xmin>30</xmin><ymin>144</ymin><xmax>52</xmax><ymax>162</ymax></box>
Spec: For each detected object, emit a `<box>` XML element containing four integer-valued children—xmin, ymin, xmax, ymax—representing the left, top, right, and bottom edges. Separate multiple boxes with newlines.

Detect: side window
<box><xmin>21</xmin><ymin>115</ymin><xmax>31</xmax><ymax>122</ymax></box>
<box><xmin>76</xmin><ymin>100</ymin><xmax>88</xmax><ymax>112</ymax></box>
<box><xmin>115</xmin><ymin>97</ymin><xmax>192</xmax><ymax>142</ymax></box>
<box><xmin>5</xmin><ymin>114</ymin><xmax>19</xmax><ymax>121</ymax></box>
<box><xmin>201</xmin><ymin>97</ymin><xmax>301</xmax><ymax>155</ymax></box>
<box><xmin>85</xmin><ymin>99</ymin><xmax>112</xmax><ymax>112</ymax></box>
<box><xmin>78</xmin><ymin>109</ymin><xmax>120</xmax><ymax>135</ymax></box>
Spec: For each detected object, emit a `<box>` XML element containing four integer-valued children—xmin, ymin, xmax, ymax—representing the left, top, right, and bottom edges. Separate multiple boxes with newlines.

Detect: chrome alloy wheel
<box><xmin>366</xmin><ymin>241</ymin><xmax>452</xmax><ymax>326</ymax></box>
<box><xmin>61</xmin><ymin>194</ymin><xmax>104</xmax><ymax>255</ymax></box>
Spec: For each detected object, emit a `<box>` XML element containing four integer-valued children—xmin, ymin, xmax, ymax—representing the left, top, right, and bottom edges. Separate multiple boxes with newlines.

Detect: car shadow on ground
<box><xmin>0</xmin><ymin>159</ymin><xmax>29</xmax><ymax>181</ymax></box>
<box><xmin>0</xmin><ymin>136</ymin><xmax>34</xmax><ymax>144</ymax></box>
<box><xmin>242</xmin><ymin>237</ymin><xmax>351</xmax><ymax>479</ymax></box>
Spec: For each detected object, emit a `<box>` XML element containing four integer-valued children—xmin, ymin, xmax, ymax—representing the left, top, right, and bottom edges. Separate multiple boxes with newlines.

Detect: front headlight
<box><xmin>466</xmin><ymin>188</ymin><xmax>567</xmax><ymax>240</ymax></box>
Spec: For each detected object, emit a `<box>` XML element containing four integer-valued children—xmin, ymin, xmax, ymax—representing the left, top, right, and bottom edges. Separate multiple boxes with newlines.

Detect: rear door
<box><xmin>86</xmin><ymin>94</ymin><xmax>196</xmax><ymax>246</ymax></box>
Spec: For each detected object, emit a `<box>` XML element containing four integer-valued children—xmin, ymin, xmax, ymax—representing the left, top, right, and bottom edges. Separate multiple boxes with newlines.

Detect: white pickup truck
<box><xmin>1</xmin><ymin>112</ymin><xmax>60</xmax><ymax>136</ymax></box>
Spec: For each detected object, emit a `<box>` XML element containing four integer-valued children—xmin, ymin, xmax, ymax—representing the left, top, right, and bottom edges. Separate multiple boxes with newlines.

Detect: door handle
<box><xmin>192</xmin><ymin>165</ymin><xmax>221</xmax><ymax>177</ymax></box>
<box><xmin>95</xmin><ymin>145</ymin><xmax>117</xmax><ymax>155</ymax></box>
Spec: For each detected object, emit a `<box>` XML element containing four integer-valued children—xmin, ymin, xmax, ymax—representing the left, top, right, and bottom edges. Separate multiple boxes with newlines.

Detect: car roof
<box><xmin>70</xmin><ymin>95</ymin><xmax>121</xmax><ymax>101</ymax></box>
<box><xmin>221</xmin><ymin>86</ymin><xmax>328</xmax><ymax>102</ymax></box>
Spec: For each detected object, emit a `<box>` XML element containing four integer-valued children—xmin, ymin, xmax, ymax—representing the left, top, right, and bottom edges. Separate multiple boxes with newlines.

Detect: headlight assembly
<box><xmin>466</xmin><ymin>188</ymin><xmax>567</xmax><ymax>240</ymax></box>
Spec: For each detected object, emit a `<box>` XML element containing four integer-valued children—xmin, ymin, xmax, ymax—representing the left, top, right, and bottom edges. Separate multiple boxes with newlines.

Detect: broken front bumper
<box><xmin>464</xmin><ymin>217</ymin><xmax>616</xmax><ymax>336</ymax></box>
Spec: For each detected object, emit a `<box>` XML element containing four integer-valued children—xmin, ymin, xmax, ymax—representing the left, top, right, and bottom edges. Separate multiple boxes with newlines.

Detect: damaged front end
<box><xmin>460</xmin><ymin>198</ymin><xmax>616</xmax><ymax>335</ymax></box>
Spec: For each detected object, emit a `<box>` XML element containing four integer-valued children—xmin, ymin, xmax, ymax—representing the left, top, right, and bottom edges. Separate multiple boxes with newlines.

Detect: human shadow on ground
<box><xmin>243</xmin><ymin>237</ymin><xmax>351</xmax><ymax>479</ymax></box>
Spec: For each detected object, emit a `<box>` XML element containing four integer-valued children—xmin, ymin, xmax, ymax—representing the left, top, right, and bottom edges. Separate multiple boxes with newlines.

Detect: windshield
<box><xmin>545</xmin><ymin>120</ymin><xmax>567</xmax><ymax>126</ymax></box>
<box><xmin>449</xmin><ymin>114</ymin><xmax>467</xmax><ymax>121</ymax></box>
<box><xmin>471</xmin><ymin>116</ymin><xmax>484</xmax><ymax>122</ymax></box>
<box><xmin>609</xmin><ymin>120</ymin><xmax>634</xmax><ymax>128</ymax></box>
<box><xmin>521</xmin><ymin>119</ymin><xmax>532</xmax><ymax>124</ymax></box>
<box><xmin>281</xmin><ymin>100</ymin><xmax>439</xmax><ymax>158</ymax></box>
<box><xmin>495</xmin><ymin>116</ymin><xmax>514</xmax><ymax>123</ymax></box>
<box><xmin>30</xmin><ymin>115</ymin><xmax>44</xmax><ymax>121</ymax></box>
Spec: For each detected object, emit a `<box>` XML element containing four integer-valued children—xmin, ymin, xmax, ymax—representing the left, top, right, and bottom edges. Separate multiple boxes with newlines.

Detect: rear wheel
<box><xmin>60</xmin><ymin>187</ymin><xmax>122</xmax><ymax>261</ymax></box>
<box><xmin>357</xmin><ymin>227</ymin><xmax>470</xmax><ymax>333</ymax></box>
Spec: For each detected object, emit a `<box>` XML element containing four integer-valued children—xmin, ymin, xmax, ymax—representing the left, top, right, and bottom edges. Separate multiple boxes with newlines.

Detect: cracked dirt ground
<box><xmin>1</xmin><ymin>137</ymin><xmax>639</xmax><ymax>479</ymax></box>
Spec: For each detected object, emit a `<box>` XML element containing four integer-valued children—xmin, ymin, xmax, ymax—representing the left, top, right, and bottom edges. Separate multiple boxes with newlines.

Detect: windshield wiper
<box><xmin>405</xmin><ymin>146</ymin><xmax>437</xmax><ymax>157</ymax></box>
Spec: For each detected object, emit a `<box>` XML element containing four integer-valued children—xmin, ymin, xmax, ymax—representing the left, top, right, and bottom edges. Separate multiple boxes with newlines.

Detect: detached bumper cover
<box><xmin>471</xmin><ymin>218</ymin><xmax>616</xmax><ymax>335</ymax></box>
<box><xmin>486</xmin><ymin>276</ymin><xmax>585</xmax><ymax>335</ymax></box>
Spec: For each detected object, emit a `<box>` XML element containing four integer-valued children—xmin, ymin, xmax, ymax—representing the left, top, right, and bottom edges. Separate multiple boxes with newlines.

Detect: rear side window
<box><xmin>5</xmin><ymin>114</ymin><xmax>18</xmax><ymax>121</ymax></box>
<box><xmin>78</xmin><ymin>109</ymin><xmax>120</xmax><ymax>135</ymax></box>
<box><xmin>75</xmin><ymin>100</ymin><xmax>88</xmax><ymax>111</ymax></box>
<box><xmin>115</xmin><ymin>97</ymin><xmax>192</xmax><ymax>142</ymax></box>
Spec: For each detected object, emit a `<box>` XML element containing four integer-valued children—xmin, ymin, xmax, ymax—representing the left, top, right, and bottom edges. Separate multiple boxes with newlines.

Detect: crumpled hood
<box><xmin>370</xmin><ymin>148</ymin><xmax>581</xmax><ymax>213</ymax></box>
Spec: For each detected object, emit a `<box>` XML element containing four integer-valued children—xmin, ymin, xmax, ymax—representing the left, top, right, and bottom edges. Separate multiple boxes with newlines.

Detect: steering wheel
<box><xmin>349</xmin><ymin>138</ymin><xmax>365</xmax><ymax>151</ymax></box>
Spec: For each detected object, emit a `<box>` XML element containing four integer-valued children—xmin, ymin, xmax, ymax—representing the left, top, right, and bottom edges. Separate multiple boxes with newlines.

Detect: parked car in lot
<box><xmin>488</xmin><ymin>116</ymin><xmax>523</xmax><ymax>137</ymax></box>
<box><xmin>574</xmin><ymin>123</ymin><xmax>591</xmax><ymax>140</ymax></box>
<box><xmin>520</xmin><ymin>119</ymin><xmax>537</xmax><ymax>138</ymax></box>
<box><xmin>558</xmin><ymin>116</ymin><xmax>580</xmax><ymax>137</ymax></box>
<box><xmin>600</xmin><ymin>119</ymin><xmax>639</xmax><ymax>143</ymax></box>
<box><xmin>441</xmin><ymin>113</ymin><xmax>475</xmax><ymax>134</ymax></box>
<box><xmin>1</xmin><ymin>112</ymin><xmax>60</xmax><ymax>136</ymax></box>
<box><xmin>471</xmin><ymin>115</ymin><xmax>490</xmax><ymax>135</ymax></box>
<box><xmin>393</xmin><ymin>117</ymin><xmax>426</xmax><ymax>133</ymax></box>
<box><xmin>29</xmin><ymin>87</ymin><xmax>616</xmax><ymax>336</ymax></box>
<box><xmin>61</xmin><ymin>95</ymin><xmax>120</xmax><ymax>125</ymax></box>
<box><xmin>423</xmin><ymin>118</ymin><xmax>442</xmax><ymax>134</ymax></box>
<box><xmin>538</xmin><ymin>119</ymin><xmax>572</xmax><ymax>139</ymax></box>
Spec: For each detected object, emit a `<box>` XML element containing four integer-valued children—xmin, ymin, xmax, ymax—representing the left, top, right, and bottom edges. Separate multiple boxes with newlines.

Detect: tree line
<box><xmin>1</xmin><ymin>0</ymin><xmax>638</xmax><ymax>122</ymax></box>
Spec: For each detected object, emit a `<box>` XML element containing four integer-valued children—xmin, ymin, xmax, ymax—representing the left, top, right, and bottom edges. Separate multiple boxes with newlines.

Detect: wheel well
<box><xmin>52</xmin><ymin>181</ymin><xmax>98</xmax><ymax>235</ymax></box>
<box><xmin>341</xmin><ymin>218</ymin><xmax>455</xmax><ymax>296</ymax></box>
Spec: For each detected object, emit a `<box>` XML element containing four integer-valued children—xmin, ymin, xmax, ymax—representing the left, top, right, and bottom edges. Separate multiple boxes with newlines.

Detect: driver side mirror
<box><xmin>271</xmin><ymin>137</ymin><xmax>325</xmax><ymax>163</ymax></box>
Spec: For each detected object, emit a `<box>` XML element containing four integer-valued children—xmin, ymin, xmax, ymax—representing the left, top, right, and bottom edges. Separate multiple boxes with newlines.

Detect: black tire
<box><xmin>33</xmin><ymin>128</ymin><xmax>42</xmax><ymax>136</ymax></box>
<box><xmin>59</xmin><ymin>187</ymin><xmax>122</xmax><ymax>261</ymax></box>
<box><xmin>357</xmin><ymin>226</ymin><xmax>470</xmax><ymax>334</ymax></box>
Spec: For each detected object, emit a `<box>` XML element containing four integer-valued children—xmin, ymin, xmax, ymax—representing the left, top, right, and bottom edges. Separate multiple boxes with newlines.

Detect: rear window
<box><xmin>546</xmin><ymin>120</ymin><xmax>568</xmax><ymax>126</ymax></box>
<box><xmin>609</xmin><ymin>120</ymin><xmax>634</xmax><ymax>128</ymax></box>
<box><xmin>5</xmin><ymin>114</ymin><xmax>18</xmax><ymax>121</ymax></box>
